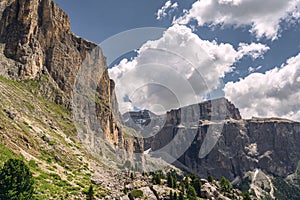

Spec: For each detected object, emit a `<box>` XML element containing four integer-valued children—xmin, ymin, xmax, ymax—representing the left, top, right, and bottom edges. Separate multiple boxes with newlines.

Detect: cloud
<box><xmin>224</xmin><ymin>53</ymin><xmax>300</xmax><ymax>121</ymax></box>
<box><xmin>156</xmin><ymin>1</ymin><xmax>179</xmax><ymax>20</ymax></box>
<box><xmin>109</xmin><ymin>25</ymin><xmax>269</xmax><ymax>114</ymax></box>
<box><xmin>248</xmin><ymin>65</ymin><xmax>262</xmax><ymax>73</ymax></box>
<box><xmin>237</xmin><ymin>43</ymin><xmax>270</xmax><ymax>59</ymax></box>
<box><xmin>175</xmin><ymin>0</ymin><xmax>300</xmax><ymax>40</ymax></box>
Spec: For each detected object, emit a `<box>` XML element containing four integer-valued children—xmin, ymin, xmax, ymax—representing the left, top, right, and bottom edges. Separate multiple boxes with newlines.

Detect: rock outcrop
<box><xmin>179</xmin><ymin>117</ymin><xmax>300</xmax><ymax>180</ymax></box>
<box><xmin>0</xmin><ymin>0</ymin><xmax>143</xmax><ymax>161</ymax></box>
<box><xmin>125</xmin><ymin>98</ymin><xmax>300</xmax><ymax>181</ymax></box>
<box><xmin>0</xmin><ymin>0</ymin><xmax>94</xmax><ymax>97</ymax></box>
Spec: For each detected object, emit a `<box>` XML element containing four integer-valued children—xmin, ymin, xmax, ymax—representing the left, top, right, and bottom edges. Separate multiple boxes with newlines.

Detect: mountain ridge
<box><xmin>125</xmin><ymin>98</ymin><xmax>300</xmax><ymax>190</ymax></box>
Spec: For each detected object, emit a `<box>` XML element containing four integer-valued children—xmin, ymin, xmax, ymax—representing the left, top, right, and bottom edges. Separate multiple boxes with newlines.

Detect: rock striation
<box><xmin>179</xmin><ymin>117</ymin><xmax>300</xmax><ymax>180</ymax></box>
<box><xmin>0</xmin><ymin>0</ymin><xmax>143</xmax><ymax>161</ymax></box>
<box><xmin>125</xmin><ymin>98</ymin><xmax>300</xmax><ymax>181</ymax></box>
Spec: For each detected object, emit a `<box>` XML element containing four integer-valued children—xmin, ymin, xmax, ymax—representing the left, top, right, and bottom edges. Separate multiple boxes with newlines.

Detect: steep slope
<box><xmin>0</xmin><ymin>76</ymin><xmax>116</xmax><ymax>199</ymax></box>
<box><xmin>0</xmin><ymin>0</ymin><xmax>143</xmax><ymax>163</ymax></box>
<box><xmin>0</xmin><ymin>0</ymin><xmax>146</xmax><ymax>198</ymax></box>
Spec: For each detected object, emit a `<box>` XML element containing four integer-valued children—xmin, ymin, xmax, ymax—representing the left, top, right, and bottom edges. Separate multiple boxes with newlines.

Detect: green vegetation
<box><xmin>149</xmin><ymin>169</ymin><xmax>253</xmax><ymax>199</ymax></box>
<box><xmin>130</xmin><ymin>189</ymin><xmax>143</xmax><ymax>198</ymax></box>
<box><xmin>0</xmin><ymin>76</ymin><xmax>107</xmax><ymax>199</ymax></box>
<box><xmin>187</xmin><ymin>185</ymin><xmax>197</xmax><ymax>200</ymax></box>
<box><xmin>169</xmin><ymin>190</ymin><xmax>179</xmax><ymax>200</ymax></box>
<box><xmin>0</xmin><ymin>75</ymin><xmax>262</xmax><ymax>199</ymax></box>
<box><xmin>238</xmin><ymin>177</ymin><xmax>251</xmax><ymax>192</ymax></box>
<box><xmin>273</xmin><ymin>177</ymin><xmax>300</xmax><ymax>200</ymax></box>
<box><xmin>86</xmin><ymin>185</ymin><xmax>94</xmax><ymax>200</ymax></box>
<box><xmin>0</xmin><ymin>159</ymin><xmax>34</xmax><ymax>200</ymax></box>
<box><xmin>178</xmin><ymin>192</ymin><xmax>184</xmax><ymax>200</ymax></box>
<box><xmin>0</xmin><ymin>144</ymin><xmax>22</xmax><ymax>165</ymax></box>
<box><xmin>220</xmin><ymin>176</ymin><xmax>233</xmax><ymax>193</ymax></box>
<box><xmin>190</xmin><ymin>173</ymin><xmax>201</xmax><ymax>196</ymax></box>
<box><xmin>152</xmin><ymin>171</ymin><xmax>202</xmax><ymax>199</ymax></box>
<box><xmin>152</xmin><ymin>170</ymin><xmax>163</xmax><ymax>185</ymax></box>
<box><xmin>167</xmin><ymin>172</ymin><xmax>177</xmax><ymax>188</ymax></box>
<box><xmin>242</xmin><ymin>191</ymin><xmax>251</xmax><ymax>200</ymax></box>
<box><xmin>208</xmin><ymin>174</ymin><xmax>213</xmax><ymax>182</ymax></box>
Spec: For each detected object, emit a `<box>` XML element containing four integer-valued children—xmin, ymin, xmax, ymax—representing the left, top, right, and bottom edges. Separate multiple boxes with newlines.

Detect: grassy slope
<box><xmin>2</xmin><ymin>75</ymin><xmax>297</xmax><ymax>200</ymax></box>
<box><xmin>0</xmin><ymin>76</ymin><xmax>110</xmax><ymax>199</ymax></box>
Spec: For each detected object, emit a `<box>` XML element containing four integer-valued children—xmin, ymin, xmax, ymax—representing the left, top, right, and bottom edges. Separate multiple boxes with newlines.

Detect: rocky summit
<box><xmin>0</xmin><ymin>0</ymin><xmax>300</xmax><ymax>200</ymax></box>
<box><xmin>0</xmin><ymin>0</ymin><xmax>143</xmax><ymax>158</ymax></box>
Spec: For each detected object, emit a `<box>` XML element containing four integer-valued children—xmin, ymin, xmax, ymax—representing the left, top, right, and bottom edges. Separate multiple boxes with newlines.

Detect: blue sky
<box><xmin>54</xmin><ymin>0</ymin><xmax>300</xmax><ymax>121</ymax></box>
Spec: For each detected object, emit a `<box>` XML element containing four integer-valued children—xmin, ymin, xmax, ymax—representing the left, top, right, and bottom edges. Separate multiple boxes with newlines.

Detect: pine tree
<box><xmin>187</xmin><ymin>185</ymin><xmax>197</xmax><ymax>200</ymax></box>
<box><xmin>167</xmin><ymin>173</ymin><xmax>174</xmax><ymax>188</ymax></box>
<box><xmin>172</xmin><ymin>175</ymin><xmax>177</xmax><ymax>188</ymax></box>
<box><xmin>152</xmin><ymin>171</ymin><xmax>162</xmax><ymax>185</ymax></box>
<box><xmin>184</xmin><ymin>176</ymin><xmax>189</xmax><ymax>189</ymax></box>
<box><xmin>130</xmin><ymin>172</ymin><xmax>134</xmax><ymax>180</ymax></box>
<box><xmin>208</xmin><ymin>174</ymin><xmax>213</xmax><ymax>182</ymax></box>
<box><xmin>192</xmin><ymin>177</ymin><xmax>201</xmax><ymax>197</ymax></box>
<box><xmin>169</xmin><ymin>190</ymin><xmax>173</xmax><ymax>200</ymax></box>
<box><xmin>174</xmin><ymin>192</ymin><xmax>178</xmax><ymax>200</ymax></box>
<box><xmin>0</xmin><ymin>159</ymin><xmax>34</xmax><ymax>200</ymax></box>
<box><xmin>220</xmin><ymin>176</ymin><xmax>233</xmax><ymax>193</ymax></box>
<box><xmin>178</xmin><ymin>192</ymin><xmax>184</xmax><ymax>200</ymax></box>
<box><xmin>87</xmin><ymin>185</ymin><xmax>94</xmax><ymax>200</ymax></box>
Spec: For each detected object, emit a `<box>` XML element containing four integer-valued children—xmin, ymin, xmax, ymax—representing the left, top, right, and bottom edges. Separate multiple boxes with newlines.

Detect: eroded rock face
<box><xmin>178</xmin><ymin>118</ymin><xmax>300</xmax><ymax>180</ymax></box>
<box><xmin>0</xmin><ymin>0</ymin><xmax>93</xmax><ymax>93</ymax></box>
<box><xmin>0</xmin><ymin>0</ymin><xmax>143</xmax><ymax>159</ymax></box>
<box><xmin>127</xmin><ymin>98</ymin><xmax>300</xmax><ymax>180</ymax></box>
<box><xmin>164</xmin><ymin>98</ymin><xmax>242</xmax><ymax>125</ymax></box>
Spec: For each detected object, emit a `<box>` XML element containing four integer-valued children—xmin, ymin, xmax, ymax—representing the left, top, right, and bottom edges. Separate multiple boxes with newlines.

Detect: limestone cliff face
<box><xmin>163</xmin><ymin>98</ymin><xmax>241</xmax><ymax>126</ymax></box>
<box><xmin>0</xmin><ymin>0</ymin><xmax>92</xmax><ymax>95</ymax></box>
<box><xmin>179</xmin><ymin>118</ymin><xmax>300</xmax><ymax>180</ymax></box>
<box><xmin>137</xmin><ymin>98</ymin><xmax>242</xmax><ymax>150</ymax></box>
<box><xmin>0</xmin><ymin>0</ymin><xmax>143</xmax><ymax>158</ymax></box>
<box><xmin>126</xmin><ymin>98</ymin><xmax>300</xmax><ymax>180</ymax></box>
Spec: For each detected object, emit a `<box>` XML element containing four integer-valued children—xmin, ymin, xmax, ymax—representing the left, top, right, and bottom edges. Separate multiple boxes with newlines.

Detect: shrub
<box><xmin>242</xmin><ymin>191</ymin><xmax>251</xmax><ymax>200</ymax></box>
<box><xmin>208</xmin><ymin>174</ymin><xmax>213</xmax><ymax>182</ymax></box>
<box><xmin>28</xmin><ymin>159</ymin><xmax>38</xmax><ymax>168</ymax></box>
<box><xmin>130</xmin><ymin>189</ymin><xmax>143</xmax><ymax>198</ymax></box>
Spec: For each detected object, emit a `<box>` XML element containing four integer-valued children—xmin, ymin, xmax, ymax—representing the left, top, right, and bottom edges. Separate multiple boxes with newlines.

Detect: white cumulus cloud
<box><xmin>224</xmin><ymin>53</ymin><xmax>300</xmax><ymax>121</ymax></box>
<box><xmin>109</xmin><ymin>25</ymin><xmax>269</xmax><ymax>114</ymax></box>
<box><xmin>175</xmin><ymin>0</ymin><xmax>300</xmax><ymax>40</ymax></box>
<box><xmin>157</xmin><ymin>0</ymin><xmax>179</xmax><ymax>20</ymax></box>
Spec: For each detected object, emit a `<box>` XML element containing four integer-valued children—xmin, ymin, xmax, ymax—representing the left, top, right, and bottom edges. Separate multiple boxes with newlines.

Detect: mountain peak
<box><xmin>0</xmin><ymin>0</ymin><xmax>143</xmax><ymax>170</ymax></box>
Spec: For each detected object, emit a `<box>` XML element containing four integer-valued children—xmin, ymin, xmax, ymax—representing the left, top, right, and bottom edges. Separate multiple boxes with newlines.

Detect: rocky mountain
<box><xmin>0</xmin><ymin>0</ymin><xmax>299</xmax><ymax>199</ymax></box>
<box><xmin>0</xmin><ymin>0</ymin><xmax>143</xmax><ymax>160</ymax></box>
<box><xmin>125</xmin><ymin>98</ymin><xmax>300</xmax><ymax>199</ymax></box>
<box><xmin>0</xmin><ymin>0</ymin><xmax>146</xmax><ymax>199</ymax></box>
